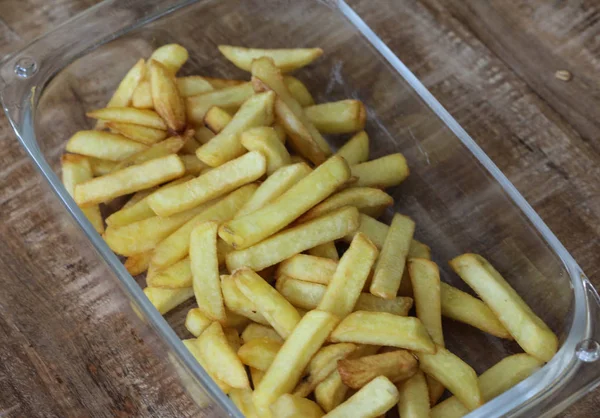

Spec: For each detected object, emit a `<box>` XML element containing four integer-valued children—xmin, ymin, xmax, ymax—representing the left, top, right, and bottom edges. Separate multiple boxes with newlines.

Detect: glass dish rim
<box><xmin>0</xmin><ymin>0</ymin><xmax>598</xmax><ymax>416</ymax></box>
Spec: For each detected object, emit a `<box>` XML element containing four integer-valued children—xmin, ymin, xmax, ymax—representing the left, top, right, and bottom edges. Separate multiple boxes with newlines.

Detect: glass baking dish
<box><xmin>1</xmin><ymin>0</ymin><xmax>599</xmax><ymax>416</ymax></box>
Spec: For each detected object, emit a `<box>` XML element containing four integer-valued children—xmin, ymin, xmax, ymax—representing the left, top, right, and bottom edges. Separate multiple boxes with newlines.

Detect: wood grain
<box><xmin>0</xmin><ymin>0</ymin><xmax>599</xmax><ymax>417</ymax></box>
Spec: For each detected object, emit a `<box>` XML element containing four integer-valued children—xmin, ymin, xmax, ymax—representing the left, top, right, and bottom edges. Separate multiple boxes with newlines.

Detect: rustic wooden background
<box><xmin>0</xmin><ymin>0</ymin><xmax>599</xmax><ymax>416</ymax></box>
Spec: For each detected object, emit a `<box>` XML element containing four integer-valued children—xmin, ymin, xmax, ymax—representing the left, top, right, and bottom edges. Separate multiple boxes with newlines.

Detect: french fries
<box><xmin>219</xmin><ymin>45</ymin><xmax>323</xmax><ymax>72</ymax></box>
<box><xmin>351</xmin><ymin>153</ymin><xmax>410</xmax><ymax>189</ymax></box>
<box><xmin>284</xmin><ymin>76</ymin><xmax>315</xmax><ymax>106</ymax></box>
<box><xmin>146</xmin><ymin>257</ymin><xmax>192</xmax><ymax>288</ymax></box>
<box><xmin>276</xmin><ymin>254</ymin><xmax>337</xmax><ymax>285</ymax></box>
<box><xmin>305</xmin><ymin>100</ymin><xmax>366</xmax><ymax>134</ymax></box>
<box><xmin>106</xmin><ymin>121</ymin><xmax>168</xmax><ymax>145</ymax></box>
<box><xmin>337</xmin><ymin>349</ymin><xmax>418</xmax><ymax>389</ymax></box>
<box><xmin>204</xmin><ymin>106</ymin><xmax>232</xmax><ymax>133</ymax></box>
<box><xmin>238</xmin><ymin>338</ymin><xmax>282</xmax><ymax>371</ymax></box>
<box><xmin>241</xmin><ymin>126</ymin><xmax>291</xmax><ymax>174</ymax></box>
<box><xmin>132</xmin><ymin>81</ymin><xmax>153</xmax><ymax>109</ymax></box>
<box><xmin>409</xmin><ymin>258</ymin><xmax>444</xmax><ymax>346</ymax></box>
<box><xmin>66</xmin><ymin>130</ymin><xmax>148</xmax><ymax>161</ymax></box>
<box><xmin>180</xmin><ymin>154</ymin><xmax>207</xmax><ymax>175</ymax></box>
<box><xmin>150</xmin><ymin>59</ymin><xmax>186</xmax><ymax>132</ymax></box>
<box><xmin>270</xmin><ymin>394</ymin><xmax>324</xmax><ymax>418</ymax></box>
<box><xmin>450</xmin><ymin>254</ymin><xmax>558</xmax><ymax>362</ymax></box>
<box><xmin>219</xmin><ymin>155</ymin><xmax>350</xmax><ymax>249</ymax></box>
<box><xmin>221</xmin><ymin>274</ymin><xmax>269</xmax><ymax>325</ymax></box>
<box><xmin>308</xmin><ymin>242</ymin><xmax>339</xmax><ymax>261</ymax></box>
<box><xmin>229</xmin><ymin>388</ymin><xmax>258</xmax><ymax>418</ymax></box>
<box><xmin>187</xmin><ymin>82</ymin><xmax>255</xmax><ymax>124</ymax></box>
<box><xmin>87</xmin><ymin>107</ymin><xmax>168</xmax><ymax>130</ymax></box>
<box><xmin>149</xmin><ymin>43</ymin><xmax>189</xmax><ymax>74</ymax></box>
<box><xmin>183</xmin><ymin>339</ymin><xmax>231</xmax><ymax>394</ymax></box>
<box><xmin>344</xmin><ymin>214</ymin><xmax>388</xmax><ymax>248</ymax></box>
<box><xmin>250</xmin><ymin>367</ymin><xmax>265</xmax><ymax>389</ymax></box>
<box><xmin>124</xmin><ymin>251</ymin><xmax>152</xmax><ymax>276</ymax></box>
<box><xmin>144</xmin><ymin>286</ymin><xmax>193</xmax><ymax>315</ymax></box>
<box><xmin>112</xmin><ymin>135</ymin><xmax>185</xmax><ymax>171</ymax></box>
<box><xmin>176</xmin><ymin>76</ymin><xmax>214</xmax><ymax>97</ymax></box>
<box><xmin>185</xmin><ymin>308</ymin><xmax>212</xmax><ymax>337</ymax></box>
<box><xmin>336</xmin><ymin>131</ymin><xmax>369</xmax><ymax>165</ymax></box>
<box><xmin>194</xmin><ymin>125</ymin><xmax>215</xmax><ymax>144</ymax></box>
<box><xmin>88</xmin><ymin>157</ymin><xmax>118</xmax><ymax>176</ymax></box>
<box><xmin>200</xmin><ymin>76</ymin><xmax>246</xmax><ymax>89</ymax></box>
<box><xmin>241</xmin><ymin>323</ymin><xmax>284</xmax><ymax>344</ymax></box>
<box><xmin>323</xmin><ymin>376</ymin><xmax>399</xmax><ymax>418</ymax></box>
<box><xmin>397</xmin><ymin>370</ymin><xmax>430</xmax><ymax>418</ymax></box>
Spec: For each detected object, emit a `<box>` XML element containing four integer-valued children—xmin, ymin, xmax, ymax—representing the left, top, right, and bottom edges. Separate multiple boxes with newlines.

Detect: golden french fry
<box><xmin>305</xmin><ymin>100</ymin><xmax>366</xmax><ymax>134</ymax></box>
<box><xmin>150</xmin><ymin>59</ymin><xmax>186</xmax><ymax>132</ymax></box>
<box><xmin>308</xmin><ymin>242</ymin><xmax>339</xmax><ymax>261</ymax></box>
<box><xmin>250</xmin><ymin>367</ymin><xmax>265</xmax><ymax>389</ymax></box>
<box><xmin>221</xmin><ymin>274</ymin><xmax>269</xmax><ymax>325</ymax></box>
<box><xmin>219</xmin><ymin>45</ymin><xmax>323</xmax><ymax>72</ymax></box>
<box><xmin>336</xmin><ymin>131</ymin><xmax>369</xmax><ymax>165</ymax></box>
<box><xmin>251</xmin><ymin>57</ymin><xmax>331</xmax><ymax>164</ymax></box>
<box><xmin>450</xmin><ymin>254</ymin><xmax>558</xmax><ymax>361</ymax></box>
<box><xmin>151</xmin><ymin>184</ymin><xmax>256</xmax><ymax>269</ymax></box>
<box><xmin>409</xmin><ymin>259</ymin><xmax>444</xmax><ymax>346</ymax></box>
<box><xmin>176</xmin><ymin>76</ymin><xmax>214</xmax><ymax>97</ymax></box>
<box><xmin>87</xmin><ymin>157</ymin><xmax>118</xmax><ymax>176</ymax></box>
<box><xmin>271</xmin><ymin>394</ymin><xmax>324</xmax><ymax>418</ymax></box>
<box><xmin>354</xmin><ymin>292</ymin><xmax>413</xmax><ymax>316</ymax></box>
<box><xmin>272</xmin><ymin>122</ymin><xmax>287</xmax><ymax>143</ymax></box>
<box><xmin>113</xmin><ymin>136</ymin><xmax>185</xmax><ymax>171</ymax></box>
<box><xmin>293</xmin><ymin>343</ymin><xmax>357</xmax><ymax>397</ymax></box>
<box><xmin>236</xmin><ymin>162</ymin><xmax>312</xmax><ymax>217</ymax></box>
<box><xmin>187</xmin><ymin>82</ymin><xmax>254</xmax><ymax>124</ymax></box>
<box><xmin>416</xmin><ymin>345</ymin><xmax>482</xmax><ymax>411</ymax></box>
<box><xmin>182</xmin><ymin>339</ymin><xmax>232</xmax><ymax>394</ymax></box>
<box><xmin>194</xmin><ymin>125</ymin><xmax>215</xmax><ymax>144</ymax></box>
<box><xmin>198</xmin><ymin>76</ymin><xmax>246</xmax><ymax>89</ymax></box>
<box><xmin>399</xmin><ymin>239</ymin><xmax>432</xmax><ymax>296</ymax></box>
<box><xmin>132</xmin><ymin>80</ymin><xmax>153</xmax><ymax>109</ymax></box>
<box><xmin>87</xmin><ymin>107</ymin><xmax>167</xmax><ymax>130</ymax></box>
<box><xmin>204</xmin><ymin>106</ymin><xmax>232</xmax><ymax>133</ymax></box>
<box><xmin>238</xmin><ymin>338</ymin><xmax>282</xmax><ymax>371</ymax></box>
<box><xmin>61</xmin><ymin>154</ymin><xmax>104</xmax><ymax>233</ymax></box>
<box><xmin>370</xmin><ymin>214</ymin><xmax>415</xmax><ymax>299</ymax></box>
<box><xmin>148</xmin><ymin>151</ymin><xmax>265</xmax><ymax>217</ymax></box>
<box><xmin>146</xmin><ymin>257</ymin><xmax>191</xmax><ymax>288</ymax></box>
<box><xmin>219</xmin><ymin>156</ymin><xmax>349</xmax><ymax>249</ymax></box>
<box><xmin>75</xmin><ymin>154</ymin><xmax>184</xmax><ymax>207</ymax></box>
<box><xmin>330</xmin><ymin>311</ymin><xmax>435</xmax><ymax>353</ymax></box>
<box><xmin>397</xmin><ymin>370</ymin><xmax>430</xmax><ymax>418</ymax></box>
<box><xmin>229</xmin><ymin>388</ymin><xmax>258</xmax><ymax>418</ymax></box>
<box><xmin>241</xmin><ymin>323</ymin><xmax>283</xmax><ymax>344</ymax></box>
<box><xmin>226</xmin><ymin>206</ymin><xmax>360</xmax><ymax>272</ymax></box>
<box><xmin>338</xmin><ymin>349</ymin><xmax>418</xmax><ymax>389</ymax></box>
<box><xmin>190</xmin><ymin>221</ymin><xmax>226</xmax><ymax>322</ymax></box>
<box><xmin>351</xmin><ymin>153</ymin><xmax>409</xmax><ymax>189</ymax></box>
<box><xmin>234</xmin><ymin>268</ymin><xmax>301</xmax><ymax>339</ymax></box>
<box><xmin>66</xmin><ymin>130</ymin><xmax>148</xmax><ymax>162</ymax></box>
<box><xmin>241</xmin><ymin>126</ymin><xmax>291</xmax><ymax>175</ymax></box>
<box><xmin>224</xmin><ymin>327</ymin><xmax>242</xmax><ymax>353</ymax></box>
<box><xmin>124</xmin><ymin>251</ymin><xmax>152</xmax><ymax>276</ymax></box>
<box><xmin>185</xmin><ymin>308</ymin><xmax>212</xmax><ymax>337</ymax></box>
<box><xmin>144</xmin><ymin>286</ymin><xmax>193</xmax><ymax>315</ymax></box>
<box><xmin>253</xmin><ymin>310</ymin><xmax>339</xmax><ymax>415</ymax></box>
<box><xmin>276</xmin><ymin>254</ymin><xmax>337</xmax><ymax>285</ymax></box>
<box><xmin>123</xmin><ymin>187</ymin><xmax>157</xmax><ymax>209</ymax></box>
<box><xmin>323</xmin><ymin>376</ymin><xmax>399</xmax><ymax>418</ymax></box>
<box><xmin>195</xmin><ymin>322</ymin><xmax>249</xmax><ymax>388</ymax></box>
<box><xmin>283</xmin><ymin>76</ymin><xmax>315</xmax><ymax>106</ymax></box>
<box><xmin>106</xmin><ymin>121</ymin><xmax>168</xmax><ymax>145</ymax></box>
<box><xmin>149</xmin><ymin>44</ymin><xmax>189</xmax><ymax>74</ymax></box>
<box><xmin>180</xmin><ymin>154</ymin><xmax>207</xmax><ymax>176</ymax></box>
<box><xmin>318</xmin><ymin>233</ymin><xmax>378</xmax><ymax>317</ymax></box>
<box><xmin>197</xmin><ymin>91</ymin><xmax>275</xmax><ymax>166</ymax></box>
<box><xmin>343</xmin><ymin>214</ymin><xmax>387</xmax><ymax>248</ymax></box>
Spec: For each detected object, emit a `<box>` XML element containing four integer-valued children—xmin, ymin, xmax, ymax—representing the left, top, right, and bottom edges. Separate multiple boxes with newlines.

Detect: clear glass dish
<box><xmin>1</xmin><ymin>0</ymin><xmax>599</xmax><ymax>416</ymax></box>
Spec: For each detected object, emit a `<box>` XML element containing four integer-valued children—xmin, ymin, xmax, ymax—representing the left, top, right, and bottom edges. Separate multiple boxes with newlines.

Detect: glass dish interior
<box><xmin>3</xmin><ymin>0</ymin><xmax>598</xmax><ymax>416</ymax></box>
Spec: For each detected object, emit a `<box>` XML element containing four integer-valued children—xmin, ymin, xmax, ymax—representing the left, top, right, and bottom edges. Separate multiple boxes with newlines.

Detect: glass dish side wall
<box><xmin>1</xmin><ymin>0</ymin><xmax>598</xmax><ymax>417</ymax></box>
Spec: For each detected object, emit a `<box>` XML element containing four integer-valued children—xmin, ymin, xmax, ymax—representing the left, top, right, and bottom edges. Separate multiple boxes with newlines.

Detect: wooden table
<box><xmin>0</xmin><ymin>0</ymin><xmax>599</xmax><ymax>416</ymax></box>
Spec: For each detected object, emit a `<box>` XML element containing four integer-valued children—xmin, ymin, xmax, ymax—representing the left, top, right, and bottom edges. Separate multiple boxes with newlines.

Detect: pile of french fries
<box><xmin>61</xmin><ymin>43</ymin><xmax>559</xmax><ymax>418</ymax></box>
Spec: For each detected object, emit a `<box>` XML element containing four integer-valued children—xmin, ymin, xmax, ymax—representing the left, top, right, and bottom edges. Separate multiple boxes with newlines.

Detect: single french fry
<box><xmin>197</xmin><ymin>91</ymin><xmax>275</xmax><ymax>167</ymax></box>
<box><xmin>336</xmin><ymin>131</ymin><xmax>369</xmax><ymax>165</ymax></box>
<box><xmin>250</xmin><ymin>367</ymin><xmax>265</xmax><ymax>389</ymax></box>
<box><xmin>399</xmin><ymin>239</ymin><xmax>432</xmax><ymax>296</ymax></box>
<box><xmin>221</xmin><ymin>274</ymin><xmax>269</xmax><ymax>325</ymax></box>
<box><xmin>150</xmin><ymin>59</ymin><xmax>186</xmax><ymax>132</ymax></box>
<box><xmin>61</xmin><ymin>154</ymin><xmax>104</xmax><ymax>233</ymax></box>
<box><xmin>283</xmin><ymin>76</ymin><xmax>315</xmax><ymax>106</ymax></box>
<box><xmin>226</xmin><ymin>206</ymin><xmax>360</xmax><ymax>272</ymax></box>
<box><xmin>204</xmin><ymin>106</ymin><xmax>232</xmax><ymax>133</ymax></box>
<box><xmin>370</xmin><ymin>214</ymin><xmax>415</xmax><ymax>299</ymax></box>
<box><xmin>318</xmin><ymin>233</ymin><xmax>378</xmax><ymax>317</ymax></box>
<box><xmin>241</xmin><ymin>323</ymin><xmax>283</xmax><ymax>344</ymax></box>
<box><xmin>351</xmin><ymin>153</ymin><xmax>409</xmax><ymax>189</ymax></box>
<box><xmin>271</xmin><ymin>394</ymin><xmax>324</xmax><ymax>418</ymax></box>
<box><xmin>224</xmin><ymin>328</ymin><xmax>242</xmax><ymax>352</ymax></box>
<box><xmin>86</xmin><ymin>107</ymin><xmax>167</xmax><ymax>130</ymax></box>
<box><xmin>88</xmin><ymin>157</ymin><xmax>118</xmax><ymax>176</ymax></box>
<box><xmin>176</xmin><ymin>76</ymin><xmax>214</xmax><ymax>97</ymax></box>
<box><xmin>190</xmin><ymin>221</ymin><xmax>226</xmax><ymax>322</ymax></box>
<box><xmin>338</xmin><ymin>349</ymin><xmax>418</xmax><ymax>389</ymax></box>
<box><xmin>416</xmin><ymin>345</ymin><xmax>482</xmax><ymax>411</ymax></box>
<box><xmin>276</xmin><ymin>254</ymin><xmax>337</xmax><ymax>285</ymax></box>
<box><xmin>253</xmin><ymin>310</ymin><xmax>339</xmax><ymax>415</ymax></box>
<box><xmin>148</xmin><ymin>151</ymin><xmax>265</xmax><ymax>217</ymax></box>
<box><xmin>124</xmin><ymin>251</ymin><xmax>152</xmax><ymax>276</ymax></box>
<box><xmin>450</xmin><ymin>254</ymin><xmax>558</xmax><ymax>362</ymax></box>
<box><xmin>151</xmin><ymin>184</ymin><xmax>256</xmax><ymax>269</ymax></box>
<box><xmin>132</xmin><ymin>80</ymin><xmax>153</xmax><ymax>109</ymax></box>
<box><xmin>409</xmin><ymin>259</ymin><xmax>444</xmax><ymax>346</ymax></box>
<box><xmin>323</xmin><ymin>376</ymin><xmax>399</xmax><ymax>418</ymax></box>
<box><xmin>180</xmin><ymin>154</ymin><xmax>207</xmax><ymax>176</ymax></box>
<box><xmin>106</xmin><ymin>121</ymin><xmax>168</xmax><ymax>145</ymax></box>
<box><xmin>149</xmin><ymin>44</ymin><xmax>189</xmax><ymax>74</ymax></box>
<box><xmin>229</xmin><ymin>388</ymin><xmax>258</xmax><ymax>418</ymax></box>
<box><xmin>124</xmin><ymin>187</ymin><xmax>157</xmax><ymax>209</ymax></box>
<box><xmin>185</xmin><ymin>308</ymin><xmax>212</xmax><ymax>337</ymax></box>
<box><xmin>272</xmin><ymin>123</ymin><xmax>287</xmax><ymax>143</ymax></box>
<box><xmin>66</xmin><ymin>130</ymin><xmax>148</xmax><ymax>162</ymax></box>
<box><xmin>238</xmin><ymin>338</ymin><xmax>282</xmax><ymax>371</ymax></box>
<box><xmin>182</xmin><ymin>339</ymin><xmax>231</xmax><ymax>394</ymax></box>
<box><xmin>305</xmin><ymin>100</ymin><xmax>366</xmax><ymax>134</ymax></box>
<box><xmin>354</xmin><ymin>292</ymin><xmax>413</xmax><ymax>316</ymax></box>
<box><xmin>146</xmin><ymin>257</ymin><xmax>192</xmax><ymax>288</ymax></box>
<box><xmin>330</xmin><ymin>311</ymin><xmax>435</xmax><ymax>353</ymax></box>
<box><xmin>187</xmin><ymin>82</ymin><xmax>254</xmax><ymax>124</ymax></box>
<box><xmin>219</xmin><ymin>45</ymin><xmax>323</xmax><ymax>72</ymax></box>
<box><xmin>219</xmin><ymin>155</ymin><xmax>350</xmax><ymax>249</ymax></box>
<box><xmin>113</xmin><ymin>136</ymin><xmax>185</xmax><ymax>171</ymax></box>
<box><xmin>241</xmin><ymin>126</ymin><xmax>291</xmax><ymax>175</ymax></box>
<box><xmin>75</xmin><ymin>154</ymin><xmax>184</xmax><ymax>207</ymax></box>
<box><xmin>236</xmin><ymin>162</ymin><xmax>312</xmax><ymax>217</ymax></box>
<box><xmin>144</xmin><ymin>286</ymin><xmax>193</xmax><ymax>315</ymax></box>
<box><xmin>194</xmin><ymin>125</ymin><xmax>215</xmax><ymax>144</ymax></box>
<box><xmin>298</xmin><ymin>187</ymin><xmax>393</xmax><ymax>223</ymax></box>
<box><xmin>397</xmin><ymin>370</ymin><xmax>430</xmax><ymax>418</ymax></box>
<box><xmin>199</xmin><ymin>76</ymin><xmax>246</xmax><ymax>89</ymax></box>
<box><xmin>234</xmin><ymin>268</ymin><xmax>301</xmax><ymax>339</ymax></box>
<box><xmin>343</xmin><ymin>214</ymin><xmax>387</xmax><ymax>248</ymax></box>
<box><xmin>308</xmin><ymin>242</ymin><xmax>339</xmax><ymax>261</ymax></box>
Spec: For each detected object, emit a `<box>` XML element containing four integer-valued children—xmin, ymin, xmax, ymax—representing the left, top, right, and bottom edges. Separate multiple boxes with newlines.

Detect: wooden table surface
<box><xmin>1</xmin><ymin>0</ymin><xmax>599</xmax><ymax>417</ymax></box>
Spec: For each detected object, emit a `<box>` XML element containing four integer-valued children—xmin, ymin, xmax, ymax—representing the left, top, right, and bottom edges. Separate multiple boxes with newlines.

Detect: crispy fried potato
<box><xmin>305</xmin><ymin>100</ymin><xmax>366</xmax><ymax>134</ymax></box>
<box><xmin>87</xmin><ymin>107</ymin><xmax>167</xmax><ymax>130</ymax></box>
<box><xmin>199</xmin><ymin>76</ymin><xmax>246</xmax><ymax>89</ymax></box>
<box><xmin>180</xmin><ymin>154</ymin><xmax>207</xmax><ymax>176</ymax></box>
<box><xmin>148</xmin><ymin>151</ymin><xmax>265</xmax><ymax>217</ymax></box>
<box><xmin>61</xmin><ymin>154</ymin><xmax>104</xmax><ymax>233</ymax></box>
<box><xmin>250</xmin><ymin>367</ymin><xmax>265</xmax><ymax>389</ymax></box>
<box><xmin>185</xmin><ymin>308</ymin><xmax>212</xmax><ymax>337</ymax></box>
<box><xmin>397</xmin><ymin>370</ymin><xmax>430</xmax><ymax>418</ymax></box>
<box><xmin>187</xmin><ymin>82</ymin><xmax>254</xmax><ymax>124</ymax></box>
<box><xmin>181</xmin><ymin>135</ymin><xmax>201</xmax><ymax>154</ymax></box>
<box><xmin>371</xmin><ymin>214</ymin><xmax>415</xmax><ymax>299</ymax></box>
<box><xmin>176</xmin><ymin>76</ymin><xmax>214</xmax><ymax>97</ymax></box>
<box><xmin>229</xmin><ymin>388</ymin><xmax>258</xmax><ymax>418</ymax></box>
<box><xmin>351</xmin><ymin>153</ymin><xmax>409</xmax><ymax>189</ymax></box>
<box><xmin>182</xmin><ymin>338</ymin><xmax>231</xmax><ymax>394</ymax></box>
<box><xmin>409</xmin><ymin>258</ymin><xmax>444</xmax><ymax>346</ymax></box>
<box><xmin>106</xmin><ymin>121</ymin><xmax>168</xmax><ymax>145</ymax></box>
<box><xmin>113</xmin><ymin>136</ymin><xmax>185</xmax><ymax>171</ymax></box>
<box><xmin>225</xmin><ymin>206</ymin><xmax>360</xmax><ymax>272</ymax></box>
<box><xmin>271</xmin><ymin>394</ymin><xmax>324</xmax><ymax>418</ymax></box>
<box><xmin>323</xmin><ymin>376</ymin><xmax>399</xmax><ymax>418</ymax></box>
<box><xmin>197</xmin><ymin>91</ymin><xmax>275</xmax><ymax>167</ymax></box>
<box><xmin>146</xmin><ymin>257</ymin><xmax>191</xmax><ymax>288</ymax></box>
<box><xmin>308</xmin><ymin>242</ymin><xmax>339</xmax><ymax>261</ymax></box>
<box><xmin>66</xmin><ymin>130</ymin><xmax>148</xmax><ymax>162</ymax></box>
<box><xmin>132</xmin><ymin>80</ymin><xmax>153</xmax><ymax>109</ymax></box>
<box><xmin>238</xmin><ymin>338</ymin><xmax>282</xmax><ymax>371</ymax></box>
<box><xmin>144</xmin><ymin>286</ymin><xmax>193</xmax><ymax>314</ymax></box>
<box><xmin>336</xmin><ymin>131</ymin><xmax>369</xmax><ymax>165</ymax></box>
<box><xmin>88</xmin><ymin>157</ymin><xmax>118</xmax><ymax>176</ymax></box>
<box><xmin>219</xmin><ymin>45</ymin><xmax>323</xmax><ymax>72</ymax></box>
<box><xmin>194</xmin><ymin>125</ymin><xmax>215</xmax><ymax>144</ymax></box>
<box><xmin>399</xmin><ymin>239</ymin><xmax>432</xmax><ymax>296</ymax></box>
<box><xmin>225</xmin><ymin>328</ymin><xmax>243</xmax><ymax>353</ymax></box>
<box><xmin>272</xmin><ymin>122</ymin><xmax>287</xmax><ymax>143</ymax></box>
<box><xmin>219</xmin><ymin>156</ymin><xmax>349</xmax><ymax>249</ymax></box>
<box><xmin>149</xmin><ymin>44</ymin><xmax>189</xmax><ymax>74</ymax></box>
<box><xmin>343</xmin><ymin>214</ymin><xmax>388</xmax><ymax>248</ymax></box>
<box><xmin>416</xmin><ymin>345</ymin><xmax>482</xmax><ymax>411</ymax></box>
<box><xmin>190</xmin><ymin>221</ymin><xmax>226</xmax><ymax>322</ymax></box>
<box><xmin>338</xmin><ymin>350</ymin><xmax>417</xmax><ymax>389</ymax></box>
<box><xmin>450</xmin><ymin>254</ymin><xmax>557</xmax><ymax>361</ymax></box>
<box><xmin>241</xmin><ymin>126</ymin><xmax>291</xmax><ymax>174</ymax></box>
<box><xmin>284</xmin><ymin>76</ymin><xmax>315</xmax><ymax>106</ymax></box>
<box><xmin>330</xmin><ymin>311</ymin><xmax>435</xmax><ymax>353</ymax></box>
<box><xmin>253</xmin><ymin>310</ymin><xmax>339</xmax><ymax>415</ymax></box>
<box><xmin>276</xmin><ymin>254</ymin><xmax>337</xmax><ymax>285</ymax></box>
<box><xmin>75</xmin><ymin>154</ymin><xmax>184</xmax><ymax>207</ymax></box>
<box><xmin>241</xmin><ymin>323</ymin><xmax>283</xmax><ymax>344</ymax></box>
<box><xmin>221</xmin><ymin>274</ymin><xmax>269</xmax><ymax>325</ymax></box>
<box><xmin>204</xmin><ymin>106</ymin><xmax>232</xmax><ymax>133</ymax></box>
<box><xmin>236</xmin><ymin>163</ymin><xmax>312</xmax><ymax>217</ymax></box>
<box><xmin>124</xmin><ymin>251</ymin><xmax>152</xmax><ymax>276</ymax></box>
<box><xmin>150</xmin><ymin>59</ymin><xmax>186</xmax><ymax>132</ymax></box>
